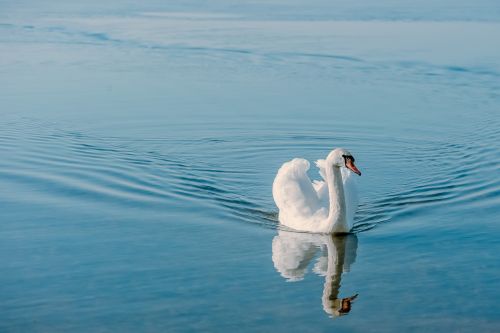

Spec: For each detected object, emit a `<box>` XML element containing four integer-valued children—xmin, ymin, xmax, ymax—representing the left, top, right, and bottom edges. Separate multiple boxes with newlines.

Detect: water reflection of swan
<box><xmin>272</xmin><ymin>230</ymin><xmax>359</xmax><ymax>317</ymax></box>
<box><xmin>272</xmin><ymin>148</ymin><xmax>361</xmax><ymax>233</ymax></box>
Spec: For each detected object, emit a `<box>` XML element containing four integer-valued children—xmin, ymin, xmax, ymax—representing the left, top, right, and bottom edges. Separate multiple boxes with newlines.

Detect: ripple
<box><xmin>0</xmin><ymin>111</ymin><xmax>498</xmax><ymax>232</ymax></box>
<box><xmin>352</xmin><ymin>115</ymin><xmax>500</xmax><ymax>232</ymax></box>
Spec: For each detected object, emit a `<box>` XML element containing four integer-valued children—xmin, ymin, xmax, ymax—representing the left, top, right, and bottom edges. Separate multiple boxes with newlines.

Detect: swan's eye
<box><xmin>342</xmin><ymin>154</ymin><xmax>355</xmax><ymax>163</ymax></box>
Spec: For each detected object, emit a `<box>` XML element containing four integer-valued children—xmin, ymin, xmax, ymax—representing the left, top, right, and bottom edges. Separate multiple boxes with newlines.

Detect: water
<box><xmin>1</xmin><ymin>1</ymin><xmax>499</xmax><ymax>332</ymax></box>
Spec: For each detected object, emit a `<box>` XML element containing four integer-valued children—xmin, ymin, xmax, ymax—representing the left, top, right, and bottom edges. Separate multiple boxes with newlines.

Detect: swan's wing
<box><xmin>315</xmin><ymin>159</ymin><xmax>327</xmax><ymax>181</ymax></box>
<box><xmin>341</xmin><ymin>168</ymin><xmax>359</xmax><ymax>228</ymax></box>
<box><xmin>273</xmin><ymin>158</ymin><xmax>322</xmax><ymax>219</ymax></box>
<box><xmin>312</xmin><ymin>159</ymin><xmax>329</xmax><ymax>205</ymax></box>
<box><xmin>312</xmin><ymin>180</ymin><xmax>328</xmax><ymax>208</ymax></box>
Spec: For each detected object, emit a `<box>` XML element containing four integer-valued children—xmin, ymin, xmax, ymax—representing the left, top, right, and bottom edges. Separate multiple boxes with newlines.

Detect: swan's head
<box><xmin>327</xmin><ymin>148</ymin><xmax>361</xmax><ymax>176</ymax></box>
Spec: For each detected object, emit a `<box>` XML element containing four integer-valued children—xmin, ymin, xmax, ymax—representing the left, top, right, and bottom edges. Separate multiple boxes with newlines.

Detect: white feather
<box><xmin>272</xmin><ymin>149</ymin><xmax>359</xmax><ymax>233</ymax></box>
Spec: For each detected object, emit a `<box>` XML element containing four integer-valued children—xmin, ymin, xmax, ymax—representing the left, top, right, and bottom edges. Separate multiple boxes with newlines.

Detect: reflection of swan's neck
<box><xmin>324</xmin><ymin>165</ymin><xmax>347</xmax><ymax>233</ymax></box>
<box><xmin>322</xmin><ymin>235</ymin><xmax>346</xmax><ymax>316</ymax></box>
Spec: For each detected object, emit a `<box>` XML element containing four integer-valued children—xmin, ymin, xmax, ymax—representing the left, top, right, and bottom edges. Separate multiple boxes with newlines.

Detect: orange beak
<box><xmin>346</xmin><ymin>159</ymin><xmax>361</xmax><ymax>176</ymax></box>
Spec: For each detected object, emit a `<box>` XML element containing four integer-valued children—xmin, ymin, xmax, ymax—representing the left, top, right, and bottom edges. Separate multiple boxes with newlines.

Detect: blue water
<box><xmin>1</xmin><ymin>1</ymin><xmax>500</xmax><ymax>332</ymax></box>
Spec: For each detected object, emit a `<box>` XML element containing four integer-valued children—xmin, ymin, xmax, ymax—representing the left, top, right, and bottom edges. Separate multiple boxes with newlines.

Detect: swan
<box><xmin>272</xmin><ymin>148</ymin><xmax>361</xmax><ymax>233</ymax></box>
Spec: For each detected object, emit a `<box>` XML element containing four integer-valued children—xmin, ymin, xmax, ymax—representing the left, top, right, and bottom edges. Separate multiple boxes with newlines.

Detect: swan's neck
<box><xmin>324</xmin><ymin>165</ymin><xmax>348</xmax><ymax>233</ymax></box>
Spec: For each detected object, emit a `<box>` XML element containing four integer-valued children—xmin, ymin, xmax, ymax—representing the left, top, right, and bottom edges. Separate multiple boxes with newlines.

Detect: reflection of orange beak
<box><xmin>346</xmin><ymin>160</ymin><xmax>361</xmax><ymax>176</ymax></box>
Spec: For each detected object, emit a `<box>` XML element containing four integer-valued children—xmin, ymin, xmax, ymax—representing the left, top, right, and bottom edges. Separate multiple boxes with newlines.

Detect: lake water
<box><xmin>1</xmin><ymin>1</ymin><xmax>499</xmax><ymax>332</ymax></box>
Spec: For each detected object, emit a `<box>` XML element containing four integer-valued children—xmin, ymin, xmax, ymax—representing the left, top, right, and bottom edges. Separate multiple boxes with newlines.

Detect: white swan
<box><xmin>272</xmin><ymin>148</ymin><xmax>361</xmax><ymax>233</ymax></box>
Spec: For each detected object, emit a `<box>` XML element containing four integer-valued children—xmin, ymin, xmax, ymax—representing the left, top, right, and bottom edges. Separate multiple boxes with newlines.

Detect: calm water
<box><xmin>1</xmin><ymin>1</ymin><xmax>500</xmax><ymax>332</ymax></box>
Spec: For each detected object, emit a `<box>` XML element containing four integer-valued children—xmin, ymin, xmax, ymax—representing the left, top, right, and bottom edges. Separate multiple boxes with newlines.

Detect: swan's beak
<box><xmin>346</xmin><ymin>159</ymin><xmax>361</xmax><ymax>176</ymax></box>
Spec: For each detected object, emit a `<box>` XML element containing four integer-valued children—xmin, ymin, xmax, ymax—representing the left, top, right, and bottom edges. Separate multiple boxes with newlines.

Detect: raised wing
<box><xmin>272</xmin><ymin>158</ymin><xmax>322</xmax><ymax>220</ymax></box>
<box><xmin>313</xmin><ymin>159</ymin><xmax>328</xmax><ymax>205</ymax></box>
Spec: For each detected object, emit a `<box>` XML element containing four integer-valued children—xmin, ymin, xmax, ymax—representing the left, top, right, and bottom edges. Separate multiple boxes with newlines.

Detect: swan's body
<box><xmin>273</xmin><ymin>148</ymin><xmax>361</xmax><ymax>234</ymax></box>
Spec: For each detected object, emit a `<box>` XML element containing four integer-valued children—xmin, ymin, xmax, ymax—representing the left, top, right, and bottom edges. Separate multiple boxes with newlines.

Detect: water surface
<box><xmin>1</xmin><ymin>1</ymin><xmax>499</xmax><ymax>332</ymax></box>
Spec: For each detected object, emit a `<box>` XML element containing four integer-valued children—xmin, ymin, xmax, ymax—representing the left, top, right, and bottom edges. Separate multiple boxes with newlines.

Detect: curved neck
<box><xmin>324</xmin><ymin>164</ymin><xmax>347</xmax><ymax>233</ymax></box>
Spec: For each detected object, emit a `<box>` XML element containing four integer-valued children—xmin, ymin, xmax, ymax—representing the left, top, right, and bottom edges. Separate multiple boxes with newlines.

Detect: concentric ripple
<box><xmin>1</xmin><ymin>113</ymin><xmax>497</xmax><ymax>233</ymax></box>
